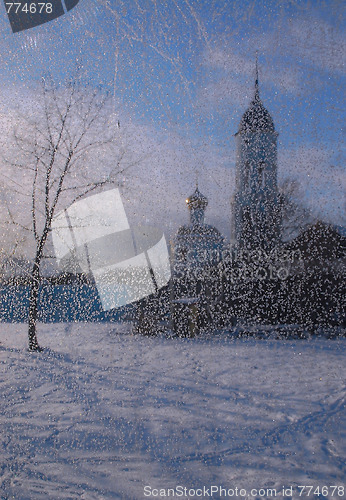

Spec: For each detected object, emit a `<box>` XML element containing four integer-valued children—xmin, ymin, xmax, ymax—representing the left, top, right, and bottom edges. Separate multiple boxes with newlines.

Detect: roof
<box><xmin>284</xmin><ymin>221</ymin><xmax>346</xmax><ymax>261</ymax></box>
<box><xmin>238</xmin><ymin>88</ymin><xmax>275</xmax><ymax>134</ymax></box>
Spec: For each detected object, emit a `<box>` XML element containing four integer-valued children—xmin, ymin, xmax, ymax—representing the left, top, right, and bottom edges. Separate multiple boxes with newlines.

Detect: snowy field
<box><xmin>0</xmin><ymin>323</ymin><xmax>345</xmax><ymax>500</ymax></box>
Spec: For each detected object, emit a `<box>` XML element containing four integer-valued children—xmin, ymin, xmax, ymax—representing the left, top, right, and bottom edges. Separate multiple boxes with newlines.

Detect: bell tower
<box><xmin>231</xmin><ymin>58</ymin><xmax>281</xmax><ymax>251</ymax></box>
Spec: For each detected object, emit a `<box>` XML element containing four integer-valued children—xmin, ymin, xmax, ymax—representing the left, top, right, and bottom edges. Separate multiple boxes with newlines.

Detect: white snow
<box><xmin>0</xmin><ymin>323</ymin><xmax>345</xmax><ymax>499</ymax></box>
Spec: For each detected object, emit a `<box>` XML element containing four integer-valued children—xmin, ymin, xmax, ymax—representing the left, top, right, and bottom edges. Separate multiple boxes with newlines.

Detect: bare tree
<box><xmin>8</xmin><ymin>77</ymin><xmax>129</xmax><ymax>351</ymax></box>
<box><xmin>279</xmin><ymin>178</ymin><xmax>316</xmax><ymax>242</ymax></box>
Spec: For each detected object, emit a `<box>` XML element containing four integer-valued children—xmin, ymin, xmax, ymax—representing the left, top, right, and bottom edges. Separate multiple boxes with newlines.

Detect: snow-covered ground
<box><xmin>0</xmin><ymin>323</ymin><xmax>345</xmax><ymax>500</ymax></box>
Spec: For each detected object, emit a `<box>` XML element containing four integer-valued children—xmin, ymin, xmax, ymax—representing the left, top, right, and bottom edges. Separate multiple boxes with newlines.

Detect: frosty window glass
<box><xmin>0</xmin><ymin>1</ymin><xmax>344</xmax><ymax>499</ymax></box>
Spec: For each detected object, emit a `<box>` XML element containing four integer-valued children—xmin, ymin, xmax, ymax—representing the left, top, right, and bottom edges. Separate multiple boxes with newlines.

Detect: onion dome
<box><xmin>238</xmin><ymin>81</ymin><xmax>275</xmax><ymax>134</ymax></box>
<box><xmin>186</xmin><ymin>187</ymin><xmax>208</xmax><ymax>210</ymax></box>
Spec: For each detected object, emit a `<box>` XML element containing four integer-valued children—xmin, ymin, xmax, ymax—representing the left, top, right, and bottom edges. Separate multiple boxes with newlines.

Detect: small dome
<box><xmin>239</xmin><ymin>90</ymin><xmax>275</xmax><ymax>133</ymax></box>
<box><xmin>186</xmin><ymin>187</ymin><xmax>208</xmax><ymax>210</ymax></box>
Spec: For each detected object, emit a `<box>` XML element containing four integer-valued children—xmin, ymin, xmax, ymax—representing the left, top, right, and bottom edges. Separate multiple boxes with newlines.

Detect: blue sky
<box><xmin>0</xmin><ymin>0</ymin><xmax>345</xmax><ymax>246</ymax></box>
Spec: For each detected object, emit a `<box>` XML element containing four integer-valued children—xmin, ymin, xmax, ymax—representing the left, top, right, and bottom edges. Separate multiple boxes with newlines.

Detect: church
<box><xmin>172</xmin><ymin>62</ymin><xmax>282</xmax><ymax>279</ymax></box>
<box><xmin>170</xmin><ymin>62</ymin><xmax>284</xmax><ymax>332</ymax></box>
<box><xmin>173</xmin><ymin>186</ymin><xmax>224</xmax><ymax>276</ymax></box>
<box><xmin>172</xmin><ymin>185</ymin><xmax>224</xmax><ymax>301</ymax></box>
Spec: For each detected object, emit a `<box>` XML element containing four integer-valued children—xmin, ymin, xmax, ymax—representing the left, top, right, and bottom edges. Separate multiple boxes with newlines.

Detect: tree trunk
<box><xmin>28</xmin><ymin>260</ymin><xmax>42</xmax><ymax>351</ymax></box>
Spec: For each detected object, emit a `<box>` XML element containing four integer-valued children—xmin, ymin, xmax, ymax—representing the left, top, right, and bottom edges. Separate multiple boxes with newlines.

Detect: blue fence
<box><xmin>0</xmin><ymin>285</ymin><xmax>134</xmax><ymax>323</ymax></box>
